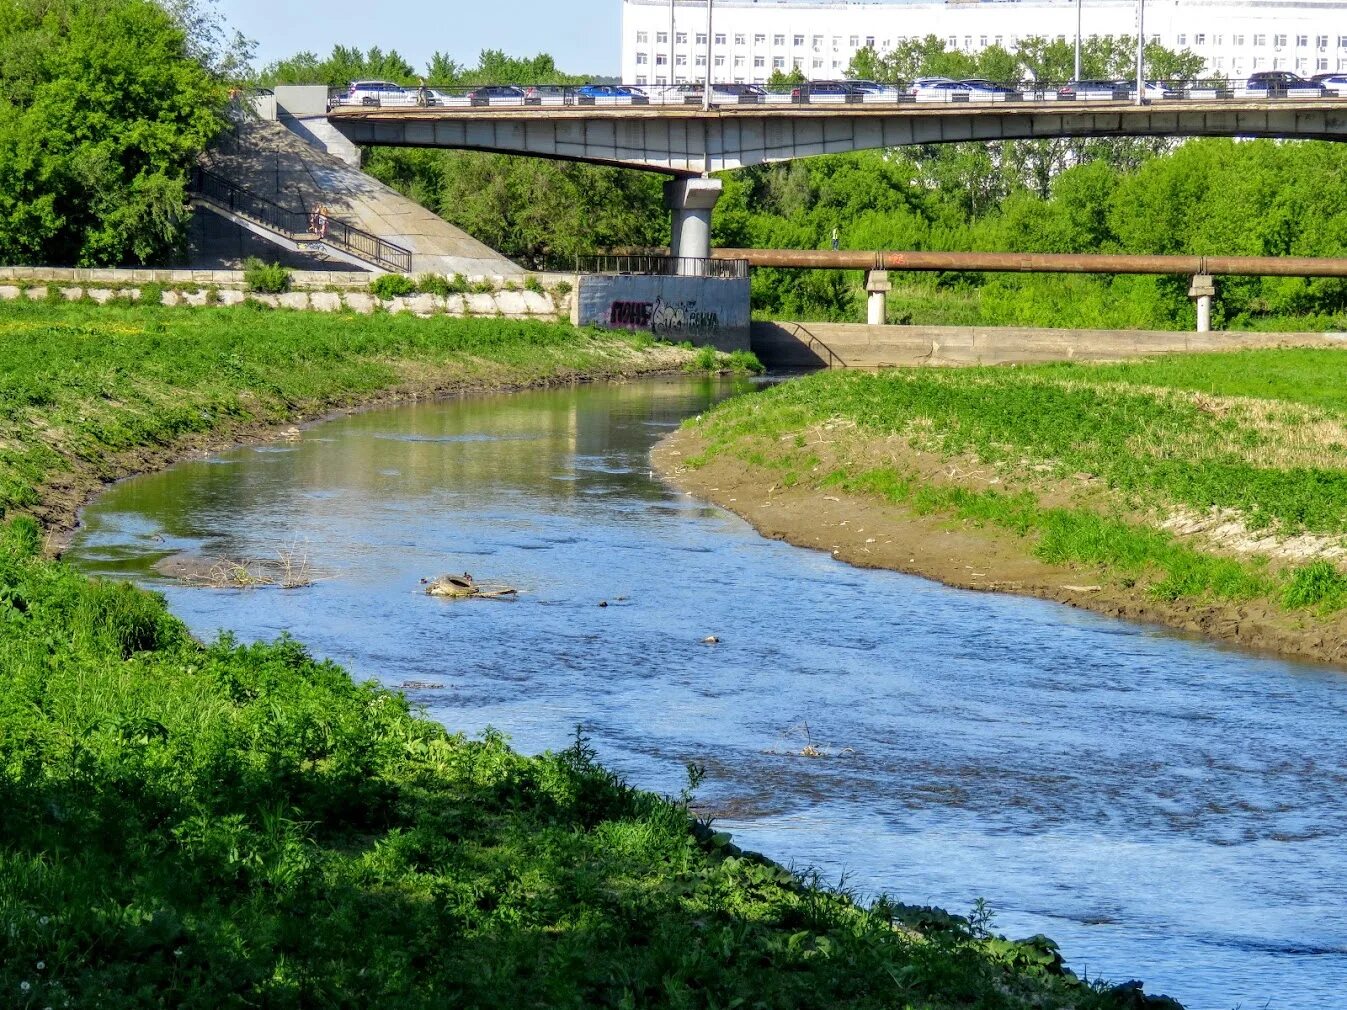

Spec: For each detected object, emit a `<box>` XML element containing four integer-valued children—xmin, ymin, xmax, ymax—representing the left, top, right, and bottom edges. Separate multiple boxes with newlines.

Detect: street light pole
<box><xmin>668</xmin><ymin>0</ymin><xmax>675</xmax><ymax>87</ymax></box>
<box><xmin>704</xmin><ymin>0</ymin><xmax>713</xmax><ymax>110</ymax></box>
<box><xmin>1074</xmin><ymin>0</ymin><xmax>1082</xmax><ymax>81</ymax></box>
<box><xmin>1135</xmin><ymin>0</ymin><xmax>1145</xmax><ymax>105</ymax></box>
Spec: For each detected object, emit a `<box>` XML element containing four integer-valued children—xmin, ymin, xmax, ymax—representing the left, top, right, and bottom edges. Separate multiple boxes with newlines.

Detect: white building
<box><xmin>619</xmin><ymin>0</ymin><xmax>1347</xmax><ymax>85</ymax></box>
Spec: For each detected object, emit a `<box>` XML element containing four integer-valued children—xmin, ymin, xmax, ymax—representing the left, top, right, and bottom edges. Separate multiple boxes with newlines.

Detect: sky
<box><xmin>218</xmin><ymin>0</ymin><xmax>622</xmax><ymax>76</ymax></box>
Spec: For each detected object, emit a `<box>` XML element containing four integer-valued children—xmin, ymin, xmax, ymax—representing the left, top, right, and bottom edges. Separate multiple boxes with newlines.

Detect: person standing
<box><xmin>831</xmin><ymin>226</ymin><xmax>840</xmax><ymax>250</ymax></box>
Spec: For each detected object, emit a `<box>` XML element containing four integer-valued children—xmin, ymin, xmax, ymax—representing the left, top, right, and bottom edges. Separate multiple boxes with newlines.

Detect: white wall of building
<box><xmin>620</xmin><ymin>0</ymin><xmax>1347</xmax><ymax>85</ymax></box>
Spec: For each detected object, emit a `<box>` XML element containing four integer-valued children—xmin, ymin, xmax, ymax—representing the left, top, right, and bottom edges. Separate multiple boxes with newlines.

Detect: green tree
<box><xmin>0</xmin><ymin>0</ymin><xmax>224</xmax><ymax>265</ymax></box>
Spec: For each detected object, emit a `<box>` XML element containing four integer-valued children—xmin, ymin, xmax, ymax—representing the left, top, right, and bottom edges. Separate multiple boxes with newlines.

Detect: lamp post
<box><xmin>1074</xmin><ymin>0</ymin><xmax>1082</xmax><ymax>81</ymax></box>
<box><xmin>669</xmin><ymin>0</ymin><xmax>675</xmax><ymax>88</ymax></box>
<box><xmin>1135</xmin><ymin>0</ymin><xmax>1145</xmax><ymax>105</ymax></box>
<box><xmin>704</xmin><ymin>0</ymin><xmax>713</xmax><ymax>110</ymax></box>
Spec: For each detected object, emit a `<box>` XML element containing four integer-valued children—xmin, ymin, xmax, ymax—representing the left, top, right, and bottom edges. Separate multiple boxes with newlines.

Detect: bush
<box><xmin>415</xmin><ymin>274</ymin><xmax>451</xmax><ymax>297</ymax></box>
<box><xmin>552</xmin><ymin>280</ymin><xmax>573</xmax><ymax>297</ymax></box>
<box><xmin>370</xmin><ymin>273</ymin><xmax>416</xmax><ymax>300</ymax></box>
<box><xmin>468</xmin><ymin>278</ymin><xmax>497</xmax><ymax>294</ymax></box>
<box><xmin>243</xmin><ymin>258</ymin><xmax>293</xmax><ymax>294</ymax></box>
<box><xmin>524</xmin><ymin>276</ymin><xmax>545</xmax><ymax>295</ymax></box>
<box><xmin>138</xmin><ymin>282</ymin><xmax>165</xmax><ymax>306</ymax></box>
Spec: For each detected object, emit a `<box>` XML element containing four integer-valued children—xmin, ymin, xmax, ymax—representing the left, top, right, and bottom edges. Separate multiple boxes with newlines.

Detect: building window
<box><xmin>1318</xmin><ymin>57</ymin><xmax>1329</xmax><ymax>70</ymax></box>
<box><xmin>1275</xmin><ymin>34</ymin><xmax>1287</xmax><ymax>47</ymax></box>
<box><xmin>812</xmin><ymin>34</ymin><xmax>823</xmax><ymax>50</ymax></box>
<box><xmin>979</xmin><ymin>36</ymin><xmax>987</xmax><ymax>48</ymax></box>
<box><xmin>1274</xmin><ymin>56</ymin><xmax>1286</xmax><ymax>68</ymax></box>
<box><xmin>656</xmin><ymin>31</ymin><xmax>668</xmax><ymax>44</ymax></box>
<box><xmin>1254</xmin><ymin>34</ymin><xmax>1266</xmax><ymax>47</ymax></box>
<box><xmin>636</xmin><ymin>52</ymin><xmax>648</xmax><ymax>65</ymax></box>
<box><xmin>947</xmin><ymin>35</ymin><xmax>957</xmax><ymax>47</ymax></box>
<box><xmin>865</xmin><ymin>36</ymin><xmax>875</xmax><ymax>48</ymax></box>
<box><xmin>714</xmin><ymin>33</ymin><xmax>725</xmax><ymax>46</ymax></box>
<box><xmin>635</xmin><ymin>31</ymin><xmax>648</xmax><ymax>44</ymax></box>
<box><xmin>734</xmin><ymin>34</ymin><xmax>745</xmax><ymax>46</ymax></box>
<box><xmin>793</xmin><ymin>57</ymin><xmax>803</xmax><ymax>68</ymax></box>
<box><xmin>714</xmin><ymin>55</ymin><xmax>725</xmax><ymax>67</ymax></box>
<box><xmin>850</xmin><ymin>36</ymin><xmax>860</xmax><ymax>47</ymax></box>
<box><xmin>1214</xmin><ymin>35</ymin><xmax>1222</xmax><ymax>46</ymax></box>
<box><xmin>656</xmin><ymin>75</ymin><xmax>666</xmax><ymax>84</ymax></box>
<box><xmin>812</xmin><ymin>59</ymin><xmax>823</xmax><ymax>69</ymax></box>
<box><xmin>695</xmin><ymin>33</ymin><xmax>706</xmax><ymax>46</ymax></box>
<box><xmin>1339</xmin><ymin>35</ymin><xmax>1347</xmax><ymax>48</ymax></box>
<box><xmin>793</xmin><ymin>34</ymin><xmax>804</xmax><ymax>47</ymax></box>
<box><xmin>655</xmin><ymin>54</ymin><xmax>667</xmax><ymax>66</ymax></box>
<box><xmin>636</xmin><ymin>75</ymin><xmax>647</xmax><ymax>85</ymax></box>
<box><xmin>1297</xmin><ymin>34</ymin><xmax>1308</xmax><ymax>47</ymax></box>
<box><xmin>1177</xmin><ymin>33</ymin><xmax>1186</xmax><ymax>45</ymax></box>
<box><xmin>773</xmin><ymin>56</ymin><xmax>785</xmax><ymax>68</ymax></box>
<box><xmin>695</xmin><ymin>54</ymin><xmax>705</xmax><ymax>66</ymax></box>
<box><xmin>734</xmin><ymin>56</ymin><xmax>744</xmax><ymax>67</ymax></box>
<box><xmin>675</xmin><ymin>54</ymin><xmax>686</xmax><ymax>66</ymax></box>
<box><xmin>675</xmin><ymin>32</ymin><xmax>686</xmax><ymax>44</ymax></box>
<box><xmin>1233</xmin><ymin>34</ymin><xmax>1244</xmax><ymax>46</ymax></box>
<box><xmin>754</xmin><ymin>33</ymin><xmax>765</xmax><ymax>45</ymax></box>
<box><xmin>754</xmin><ymin>55</ymin><xmax>765</xmax><ymax>68</ymax></box>
<box><xmin>1318</xmin><ymin>35</ymin><xmax>1329</xmax><ymax>49</ymax></box>
<box><xmin>773</xmin><ymin>34</ymin><xmax>785</xmax><ymax>47</ymax></box>
<box><xmin>1194</xmin><ymin>33</ymin><xmax>1205</xmax><ymax>45</ymax></box>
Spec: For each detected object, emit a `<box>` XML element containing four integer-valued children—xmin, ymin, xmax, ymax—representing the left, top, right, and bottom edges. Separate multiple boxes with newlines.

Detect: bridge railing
<box><xmin>328</xmin><ymin>79</ymin><xmax>1340</xmax><ymax>111</ymax></box>
<box><xmin>579</xmin><ymin>255</ymin><xmax>749</xmax><ymax>280</ymax></box>
<box><xmin>189</xmin><ymin>167</ymin><xmax>413</xmax><ymax>274</ymax></box>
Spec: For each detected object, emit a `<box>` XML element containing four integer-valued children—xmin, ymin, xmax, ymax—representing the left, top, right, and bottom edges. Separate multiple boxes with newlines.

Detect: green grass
<box><xmin>686</xmin><ymin>349</ymin><xmax>1347</xmax><ymax>614</ymax></box>
<box><xmin>0</xmin><ymin>300</ymin><xmax>697</xmax><ymax>523</ymax></box>
<box><xmin>0</xmin><ymin>515</ymin><xmax>1153</xmax><ymax>1009</ymax></box>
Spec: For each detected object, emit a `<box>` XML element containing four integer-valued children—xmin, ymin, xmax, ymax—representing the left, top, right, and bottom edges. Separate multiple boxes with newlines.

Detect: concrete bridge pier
<box><xmin>866</xmin><ymin>269</ymin><xmax>891</xmax><ymax>325</ymax></box>
<box><xmin>1189</xmin><ymin>274</ymin><xmax>1216</xmax><ymax>333</ymax></box>
<box><xmin>666</xmin><ymin>177</ymin><xmax>723</xmax><ymax>273</ymax></box>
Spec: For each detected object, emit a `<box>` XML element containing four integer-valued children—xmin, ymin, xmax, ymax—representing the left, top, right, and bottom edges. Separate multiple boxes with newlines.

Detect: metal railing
<box><xmin>579</xmin><ymin>254</ymin><xmax>748</xmax><ymax>279</ymax></box>
<box><xmin>326</xmin><ymin>78</ymin><xmax>1341</xmax><ymax>112</ymax></box>
<box><xmin>189</xmin><ymin>168</ymin><xmax>413</xmax><ymax>273</ymax></box>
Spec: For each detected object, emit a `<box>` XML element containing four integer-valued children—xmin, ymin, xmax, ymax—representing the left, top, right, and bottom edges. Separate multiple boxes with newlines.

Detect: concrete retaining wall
<box><xmin>574</xmin><ymin>274</ymin><xmax>751</xmax><ymax>351</ymax></box>
<box><xmin>0</xmin><ymin>268</ymin><xmax>571</xmax><ymax>320</ymax></box>
<box><xmin>754</xmin><ymin>321</ymin><xmax>1347</xmax><ymax>369</ymax></box>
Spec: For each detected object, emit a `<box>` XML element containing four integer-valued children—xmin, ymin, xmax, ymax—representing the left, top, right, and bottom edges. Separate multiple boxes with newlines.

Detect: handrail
<box><xmin>189</xmin><ymin>167</ymin><xmax>413</xmax><ymax>273</ymax></box>
<box><xmin>578</xmin><ymin>254</ymin><xmax>748</xmax><ymax>279</ymax></box>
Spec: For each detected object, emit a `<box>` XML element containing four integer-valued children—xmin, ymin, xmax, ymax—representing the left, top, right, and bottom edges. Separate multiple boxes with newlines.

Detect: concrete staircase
<box><xmin>200</xmin><ymin>119</ymin><xmax>523</xmax><ymax>277</ymax></box>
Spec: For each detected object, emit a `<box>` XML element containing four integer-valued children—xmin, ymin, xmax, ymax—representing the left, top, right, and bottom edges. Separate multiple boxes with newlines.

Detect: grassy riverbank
<box><xmin>664</xmin><ymin>348</ymin><xmax>1347</xmax><ymax>664</ymax></box>
<box><xmin>0</xmin><ymin>300</ymin><xmax>739</xmax><ymax>534</ymax></box>
<box><xmin>0</xmin><ymin>300</ymin><xmax>1170</xmax><ymax>1008</ymax></box>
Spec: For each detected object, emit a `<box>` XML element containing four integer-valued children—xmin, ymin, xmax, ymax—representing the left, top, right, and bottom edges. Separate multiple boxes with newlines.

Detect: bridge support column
<box><xmin>866</xmin><ymin>270</ymin><xmax>891</xmax><ymax>325</ymax></box>
<box><xmin>665</xmin><ymin>177</ymin><xmax>723</xmax><ymax>273</ymax></box>
<box><xmin>1189</xmin><ymin>274</ymin><xmax>1215</xmax><ymax>333</ymax></box>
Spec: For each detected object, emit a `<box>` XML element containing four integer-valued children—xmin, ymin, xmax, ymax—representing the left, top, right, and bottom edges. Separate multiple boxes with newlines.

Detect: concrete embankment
<box><xmin>753</xmin><ymin>320</ymin><xmax>1347</xmax><ymax>369</ymax></box>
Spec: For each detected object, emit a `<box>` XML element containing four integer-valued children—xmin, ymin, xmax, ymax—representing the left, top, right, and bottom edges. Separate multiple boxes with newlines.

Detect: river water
<box><xmin>68</xmin><ymin>376</ymin><xmax>1347</xmax><ymax>1010</ymax></box>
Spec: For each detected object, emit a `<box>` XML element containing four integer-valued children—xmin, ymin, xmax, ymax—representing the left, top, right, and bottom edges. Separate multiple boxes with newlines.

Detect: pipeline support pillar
<box><xmin>665</xmin><ymin>177</ymin><xmax>723</xmax><ymax>274</ymax></box>
<box><xmin>866</xmin><ymin>269</ymin><xmax>891</xmax><ymax>326</ymax></box>
<box><xmin>1189</xmin><ymin>274</ymin><xmax>1215</xmax><ymax>333</ymax></box>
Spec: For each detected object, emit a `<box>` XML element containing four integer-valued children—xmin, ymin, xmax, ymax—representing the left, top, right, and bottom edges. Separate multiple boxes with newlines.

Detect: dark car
<box><xmin>1245</xmin><ymin>71</ymin><xmax>1325</xmax><ymax>94</ymax></box>
<box><xmin>465</xmin><ymin>85</ymin><xmax>526</xmax><ymax>103</ymax></box>
<box><xmin>1057</xmin><ymin>79</ymin><xmax>1128</xmax><ymax>99</ymax></box>
<box><xmin>790</xmin><ymin>80</ymin><xmax>861</xmax><ymax>99</ymax></box>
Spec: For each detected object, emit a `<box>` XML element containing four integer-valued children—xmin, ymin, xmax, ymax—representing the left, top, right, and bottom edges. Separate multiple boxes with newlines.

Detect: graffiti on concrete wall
<box><xmin>608</xmin><ymin>297</ymin><xmax>720</xmax><ymax>337</ymax></box>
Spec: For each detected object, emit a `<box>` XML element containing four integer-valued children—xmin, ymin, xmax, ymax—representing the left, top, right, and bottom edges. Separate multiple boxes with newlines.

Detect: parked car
<box><xmin>465</xmin><ymin>84</ymin><xmax>526</xmax><ymax>103</ymax></box>
<box><xmin>791</xmin><ymin>80</ymin><xmax>861</xmax><ymax>99</ymax></box>
<box><xmin>1057</xmin><ymin>79</ymin><xmax>1128</xmax><ymax>99</ymax></box>
<box><xmin>847</xmin><ymin>79</ymin><xmax>906</xmax><ymax>99</ymax></box>
<box><xmin>1245</xmin><ymin>71</ymin><xmax>1325</xmax><ymax>94</ymax></box>
<box><xmin>576</xmin><ymin>84</ymin><xmax>647</xmax><ymax>100</ymax></box>
<box><xmin>959</xmin><ymin>79</ymin><xmax>1019</xmax><ymax>96</ymax></box>
<box><xmin>911</xmin><ymin>77</ymin><xmax>970</xmax><ymax>98</ymax></box>
<box><xmin>1311</xmin><ymin>72</ymin><xmax>1347</xmax><ymax>93</ymax></box>
<box><xmin>523</xmin><ymin>84</ymin><xmax>568</xmax><ymax>101</ymax></box>
<box><xmin>343</xmin><ymin>80</ymin><xmax>409</xmax><ymax>106</ymax></box>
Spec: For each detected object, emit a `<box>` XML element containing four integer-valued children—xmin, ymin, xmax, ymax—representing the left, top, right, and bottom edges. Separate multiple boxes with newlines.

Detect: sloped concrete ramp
<box><xmin>203</xmin><ymin>119</ymin><xmax>522</xmax><ymax>277</ymax></box>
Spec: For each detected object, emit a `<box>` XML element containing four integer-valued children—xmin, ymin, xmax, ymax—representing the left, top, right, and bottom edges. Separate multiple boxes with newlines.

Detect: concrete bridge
<box><xmin>328</xmin><ymin>97</ymin><xmax>1347</xmax><ymax>263</ymax></box>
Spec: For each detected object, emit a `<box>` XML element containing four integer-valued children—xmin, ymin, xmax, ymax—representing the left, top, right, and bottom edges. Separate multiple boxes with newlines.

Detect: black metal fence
<box><xmin>189</xmin><ymin>168</ymin><xmax>414</xmax><ymax>274</ymax></box>
<box><xmin>578</xmin><ymin>255</ymin><xmax>748</xmax><ymax>279</ymax></box>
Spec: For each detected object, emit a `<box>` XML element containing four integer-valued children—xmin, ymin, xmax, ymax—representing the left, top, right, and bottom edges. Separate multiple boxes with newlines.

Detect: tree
<box><xmin>0</xmin><ymin>0</ymin><xmax>225</xmax><ymax>265</ymax></box>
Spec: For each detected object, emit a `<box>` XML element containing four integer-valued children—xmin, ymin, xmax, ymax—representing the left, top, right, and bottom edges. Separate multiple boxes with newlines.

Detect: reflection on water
<box><xmin>69</xmin><ymin>376</ymin><xmax>1347</xmax><ymax>1010</ymax></box>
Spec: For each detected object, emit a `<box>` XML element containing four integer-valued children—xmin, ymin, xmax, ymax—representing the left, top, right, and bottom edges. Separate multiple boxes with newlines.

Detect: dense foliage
<box><xmin>0</xmin><ymin>0</ymin><xmax>226</xmax><ymax>265</ymax></box>
<box><xmin>686</xmin><ymin>348</ymin><xmax>1347</xmax><ymax>612</ymax></box>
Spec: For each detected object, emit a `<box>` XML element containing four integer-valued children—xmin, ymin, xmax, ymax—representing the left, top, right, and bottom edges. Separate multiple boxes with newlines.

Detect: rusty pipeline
<box><xmin>711</xmin><ymin>248</ymin><xmax>1347</xmax><ymax>278</ymax></box>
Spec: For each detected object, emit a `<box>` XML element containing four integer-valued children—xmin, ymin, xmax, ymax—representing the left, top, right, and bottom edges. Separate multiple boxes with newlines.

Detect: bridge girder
<box><xmin>328</xmin><ymin>102</ymin><xmax>1347</xmax><ymax>176</ymax></box>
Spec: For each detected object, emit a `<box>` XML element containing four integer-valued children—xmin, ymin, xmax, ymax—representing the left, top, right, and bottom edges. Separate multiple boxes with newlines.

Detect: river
<box><xmin>67</xmin><ymin>375</ymin><xmax>1347</xmax><ymax>1010</ymax></box>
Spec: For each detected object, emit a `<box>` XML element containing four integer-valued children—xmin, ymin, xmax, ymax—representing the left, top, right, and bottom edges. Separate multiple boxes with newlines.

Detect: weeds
<box><xmin>369</xmin><ymin>273</ymin><xmax>415</xmax><ymax>300</ymax></box>
<box><xmin>242</xmin><ymin>258</ymin><xmax>292</xmax><ymax>294</ymax></box>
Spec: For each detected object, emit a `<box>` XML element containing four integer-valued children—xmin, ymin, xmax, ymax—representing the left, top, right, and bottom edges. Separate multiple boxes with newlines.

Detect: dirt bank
<box><xmin>653</xmin><ymin>428</ymin><xmax>1347</xmax><ymax>669</ymax></box>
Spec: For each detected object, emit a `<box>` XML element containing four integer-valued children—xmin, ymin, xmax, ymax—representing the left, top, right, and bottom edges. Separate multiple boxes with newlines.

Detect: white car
<box><xmin>342</xmin><ymin>80</ymin><xmax>410</xmax><ymax>107</ymax></box>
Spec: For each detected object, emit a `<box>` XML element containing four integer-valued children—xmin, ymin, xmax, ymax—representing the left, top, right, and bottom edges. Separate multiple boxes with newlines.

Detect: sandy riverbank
<box><xmin>653</xmin><ymin>427</ymin><xmax>1347</xmax><ymax>668</ymax></box>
